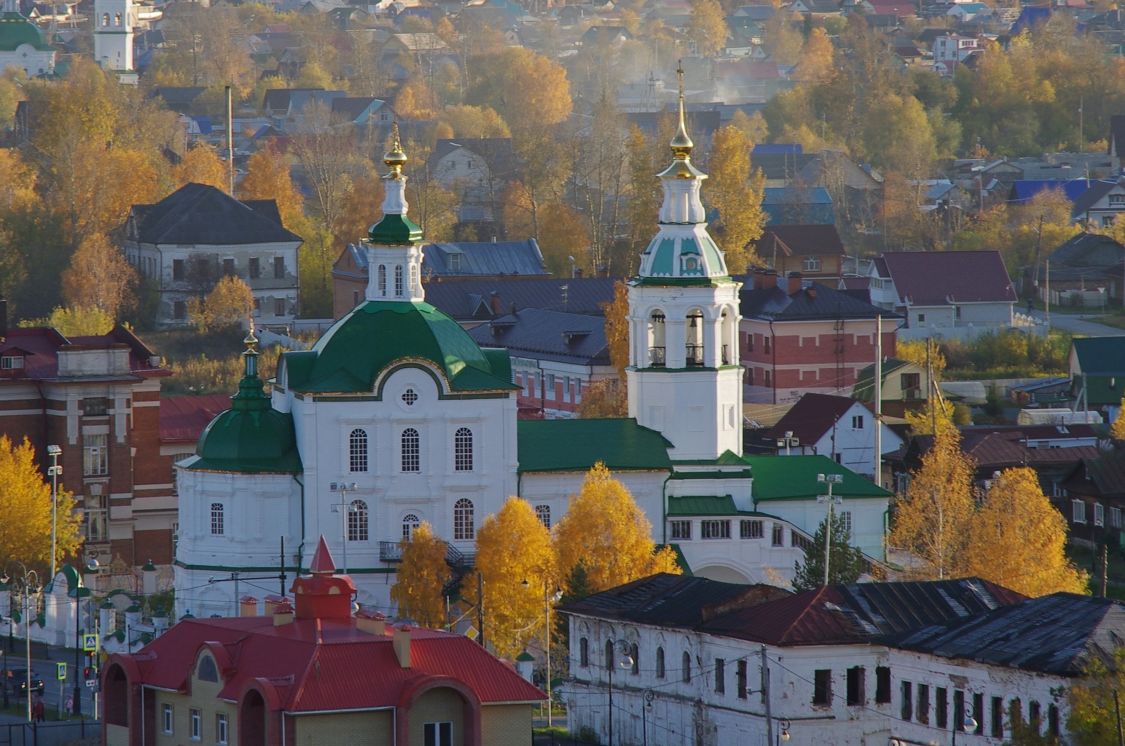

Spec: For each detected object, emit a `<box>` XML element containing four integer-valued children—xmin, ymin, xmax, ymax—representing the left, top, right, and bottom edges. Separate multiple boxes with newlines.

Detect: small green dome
<box><xmin>0</xmin><ymin>12</ymin><xmax>48</xmax><ymax>52</ymax></box>
<box><xmin>281</xmin><ymin>300</ymin><xmax>515</xmax><ymax>394</ymax></box>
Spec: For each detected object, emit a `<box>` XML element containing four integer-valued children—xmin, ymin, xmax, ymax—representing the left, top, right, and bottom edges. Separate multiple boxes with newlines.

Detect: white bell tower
<box><xmin>93</xmin><ymin>0</ymin><xmax>136</xmax><ymax>82</ymax></box>
<box><xmin>364</xmin><ymin>123</ymin><xmax>426</xmax><ymax>304</ymax></box>
<box><xmin>626</xmin><ymin>63</ymin><xmax>744</xmax><ymax>461</ymax></box>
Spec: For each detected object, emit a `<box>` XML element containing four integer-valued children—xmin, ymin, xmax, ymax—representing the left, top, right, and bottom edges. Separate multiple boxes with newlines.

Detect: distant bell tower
<box><xmin>93</xmin><ymin>0</ymin><xmax>136</xmax><ymax>83</ymax></box>
<box><xmin>626</xmin><ymin>63</ymin><xmax>744</xmax><ymax>461</ymax></box>
<box><xmin>364</xmin><ymin>122</ymin><xmax>426</xmax><ymax>305</ymax></box>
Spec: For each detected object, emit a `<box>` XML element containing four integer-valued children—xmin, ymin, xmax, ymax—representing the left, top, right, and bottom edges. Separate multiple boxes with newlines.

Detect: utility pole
<box><xmin>279</xmin><ymin>536</ymin><xmax>286</xmax><ymax>597</ymax></box>
<box><xmin>761</xmin><ymin>646</ymin><xmax>773</xmax><ymax>745</ymax></box>
<box><xmin>226</xmin><ymin>85</ymin><xmax>234</xmax><ymax>197</ymax></box>
<box><xmin>874</xmin><ymin>315</ymin><xmax>882</xmax><ymax>486</ymax></box>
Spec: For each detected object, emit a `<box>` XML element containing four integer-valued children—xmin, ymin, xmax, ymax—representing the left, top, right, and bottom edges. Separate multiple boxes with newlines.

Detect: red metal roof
<box><xmin>759</xmin><ymin>225</ymin><xmax>845</xmax><ymax>257</ymax></box>
<box><xmin>0</xmin><ymin>327</ymin><xmax>169</xmax><ymax>381</ymax></box>
<box><xmin>765</xmin><ymin>393</ymin><xmax>863</xmax><ymax>446</ymax></box>
<box><xmin>308</xmin><ymin>536</ymin><xmax>336</xmax><ymax>573</ymax></box>
<box><xmin>123</xmin><ymin>616</ymin><xmax>544</xmax><ymax>712</ymax></box>
<box><xmin>881</xmin><ymin>251</ymin><xmax>1017</xmax><ymax>306</ymax></box>
<box><xmin>159</xmin><ymin>394</ymin><xmax>231</xmax><ymax>442</ymax></box>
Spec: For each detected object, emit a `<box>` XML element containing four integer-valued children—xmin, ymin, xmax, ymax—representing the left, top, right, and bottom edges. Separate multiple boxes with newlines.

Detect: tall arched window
<box><xmin>453</xmin><ymin>498</ymin><xmax>474</xmax><ymax>540</ymax></box>
<box><xmin>348</xmin><ymin>428</ymin><xmax>368</xmax><ymax>472</ymax></box>
<box><xmin>629</xmin><ymin>643</ymin><xmax>639</xmax><ymax>675</ymax></box>
<box><xmin>656</xmin><ymin>647</ymin><xmax>666</xmax><ymax>679</ymax></box>
<box><xmin>101</xmin><ymin>12</ymin><xmax>109</xmax><ymax>25</ymax></box>
<box><xmin>648</xmin><ymin>311</ymin><xmax>666</xmax><ymax>367</ymax></box>
<box><xmin>348</xmin><ymin>499</ymin><xmax>368</xmax><ymax>541</ymax></box>
<box><xmin>401</xmin><ymin>428</ymin><xmax>420</xmax><ymax>472</ymax></box>
<box><xmin>377</xmin><ymin>265</ymin><xmax>386</xmax><ymax>296</ymax></box>
<box><xmin>534</xmin><ymin>504</ymin><xmax>551</xmax><ymax>528</ymax></box>
<box><xmin>454</xmin><ymin>427</ymin><xmax>473</xmax><ymax>471</ymax></box>
<box><xmin>402</xmin><ymin>513</ymin><xmax>421</xmax><ymax>541</ymax></box>
<box><xmin>686</xmin><ymin>309</ymin><xmax>705</xmax><ymax>366</ymax></box>
<box><xmin>113</xmin><ymin>12</ymin><xmax>121</xmax><ymax>25</ymax></box>
<box><xmin>394</xmin><ymin>265</ymin><xmax>404</xmax><ymax>296</ymax></box>
<box><xmin>682</xmin><ymin>651</ymin><xmax>692</xmax><ymax>683</ymax></box>
<box><xmin>605</xmin><ymin>640</ymin><xmax>614</xmax><ymax>671</ymax></box>
<box><xmin>210</xmin><ymin>503</ymin><xmax>224</xmax><ymax>535</ymax></box>
<box><xmin>410</xmin><ymin>263</ymin><xmax>419</xmax><ymax>295</ymax></box>
<box><xmin>579</xmin><ymin>637</ymin><xmax>589</xmax><ymax>667</ymax></box>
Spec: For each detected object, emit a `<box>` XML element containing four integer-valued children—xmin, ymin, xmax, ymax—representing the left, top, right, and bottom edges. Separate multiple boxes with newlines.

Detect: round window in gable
<box><xmin>401</xmin><ymin>388</ymin><xmax>419</xmax><ymax>406</ymax></box>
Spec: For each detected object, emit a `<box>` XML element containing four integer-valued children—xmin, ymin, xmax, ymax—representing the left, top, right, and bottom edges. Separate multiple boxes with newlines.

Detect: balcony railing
<box><xmin>686</xmin><ymin>344</ymin><xmax>705</xmax><ymax>367</ymax></box>
<box><xmin>649</xmin><ymin>346</ymin><xmax>666</xmax><ymax>367</ymax></box>
<box><xmin>379</xmin><ymin>541</ymin><xmax>404</xmax><ymax>562</ymax></box>
<box><xmin>721</xmin><ymin>344</ymin><xmax>730</xmax><ymax>365</ymax></box>
<box><xmin>380</xmin><ymin>540</ymin><xmax>475</xmax><ymax>570</ymax></box>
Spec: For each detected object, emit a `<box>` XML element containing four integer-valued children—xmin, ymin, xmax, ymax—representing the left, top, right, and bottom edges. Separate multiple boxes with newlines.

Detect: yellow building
<box><xmin>101</xmin><ymin>537</ymin><xmax>543</xmax><ymax>746</ymax></box>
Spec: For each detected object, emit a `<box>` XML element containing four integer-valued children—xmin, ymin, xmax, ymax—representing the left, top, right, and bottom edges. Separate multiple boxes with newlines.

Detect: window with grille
<box><xmin>402</xmin><ymin>388</ymin><xmax>418</xmax><ymax>406</ymax></box>
<box><xmin>210</xmin><ymin>503</ymin><xmax>224</xmax><ymax>535</ymax></box>
<box><xmin>402</xmin><ymin>513</ymin><xmax>420</xmax><ymax>540</ymax></box>
<box><xmin>349</xmin><ymin>429</ymin><xmax>368</xmax><ymax>472</ymax></box>
<box><xmin>378</xmin><ymin>265</ymin><xmax>387</xmax><ymax>296</ymax></box>
<box><xmin>670</xmin><ymin>520</ymin><xmax>691</xmax><ymax>540</ymax></box>
<box><xmin>535</xmin><ymin>504</ymin><xmax>551</xmax><ymax>528</ymax></box>
<box><xmin>84</xmin><ymin>397</ymin><xmax>109</xmax><ymax>416</ymax></box>
<box><xmin>701</xmin><ymin>520</ymin><xmax>730</xmax><ymax>539</ymax></box>
<box><xmin>453</xmin><ymin>498</ymin><xmax>474</xmax><ymax>540</ymax></box>
<box><xmin>454</xmin><ymin>427</ymin><xmax>473</xmax><ymax>471</ymax></box>
<box><xmin>84</xmin><ymin>433</ymin><xmax>109</xmax><ymax>476</ymax></box>
<box><xmin>348</xmin><ymin>500</ymin><xmax>368</xmax><ymax>541</ymax></box>
<box><xmin>395</xmin><ymin>265</ymin><xmax>404</xmax><ymax>296</ymax></box>
<box><xmin>401</xmin><ymin>428</ymin><xmax>420</xmax><ymax>472</ymax></box>
<box><xmin>740</xmin><ymin>519</ymin><xmax>763</xmax><ymax>539</ymax></box>
<box><xmin>771</xmin><ymin>523</ymin><xmax>784</xmax><ymax>546</ymax></box>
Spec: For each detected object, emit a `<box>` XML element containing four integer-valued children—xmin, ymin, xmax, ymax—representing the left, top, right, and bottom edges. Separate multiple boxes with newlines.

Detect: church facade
<box><xmin>174</xmin><ymin>109</ymin><xmax>891</xmax><ymax>619</ymax></box>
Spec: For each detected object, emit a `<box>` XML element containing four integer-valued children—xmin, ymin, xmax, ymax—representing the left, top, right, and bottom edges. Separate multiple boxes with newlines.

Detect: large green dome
<box><xmin>0</xmin><ymin>12</ymin><xmax>49</xmax><ymax>52</ymax></box>
<box><xmin>280</xmin><ymin>300</ymin><xmax>515</xmax><ymax>394</ymax></box>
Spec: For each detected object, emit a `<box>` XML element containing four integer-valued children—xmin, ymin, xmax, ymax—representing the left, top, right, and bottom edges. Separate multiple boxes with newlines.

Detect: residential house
<box><xmin>1060</xmin><ymin>446</ymin><xmax>1125</xmax><ymax>545</ymax></box>
<box><xmin>947</xmin><ymin>1</ymin><xmax>989</xmax><ymax>20</ymax></box>
<box><xmin>102</xmin><ymin>537</ymin><xmax>545</xmax><ymax>746</ymax></box>
<box><xmin>1071</xmin><ymin>176</ymin><xmax>1125</xmax><ymax>228</ymax></box>
<box><xmin>580</xmin><ymin>25</ymin><xmax>631</xmax><ymax>46</ymax></box>
<box><xmin>122</xmin><ymin>183</ymin><xmax>303</xmax><ymax>329</ymax></box>
<box><xmin>1069</xmin><ymin>336</ymin><xmax>1125</xmax><ymax>417</ymax></box>
<box><xmin>563</xmin><ymin>574</ymin><xmax>1104</xmax><ymax>745</ymax></box>
<box><xmin>852</xmin><ymin>357</ymin><xmax>930</xmax><ymax>418</ymax></box>
<box><xmin>867</xmin><ymin>251</ymin><xmax>1018</xmax><ymax>340</ymax></box>
<box><xmin>709</xmin><ymin>58</ymin><xmax>785</xmax><ymax>103</ymax></box>
<box><xmin>0</xmin><ymin>323</ymin><xmax>173</xmax><ymax>572</ymax></box>
<box><xmin>430</xmin><ymin>138</ymin><xmax>521</xmax><ymax>231</ymax></box>
<box><xmin>932</xmin><ymin>32</ymin><xmax>981</xmax><ymax>61</ymax></box>
<box><xmin>756</xmin><ymin>224</ymin><xmax>846</xmax><ymax>281</ymax></box>
<box><xmin>422</xmin><ymin>277</ymin><xmax>616</xmax><ymax>325</ymax></box>
<box><xmin>331</xmin><ymin>240</ymin><xmax>550</xmax><ymax>319</ymax></box>
<box><xmin>739</xmin><ymin>271</ymin><xmax>900</xmax><ymax>405</ymax></box>
<box><xmin>468</xmin><ymin>308</ymin><xmax>612</xmax><ymax>418</ymax></box>
<box><xmin>762</xmin><ymin>186</ymin><xmax>835</xmax><ymax>225</ymax></box>
<box><xmin>1038</xmin><ymin>232</ymin><xmax>1125</xmax><ymax>306</ymax></box>
<box><xmin>761</xmin><ymin>392</ymin><xmax>904</xmax><ymax>479</ymax></box>
<box><xmin>329</xmin><ymin>96</ymin><xmax>394</xmax><ymax>130</ymax></box>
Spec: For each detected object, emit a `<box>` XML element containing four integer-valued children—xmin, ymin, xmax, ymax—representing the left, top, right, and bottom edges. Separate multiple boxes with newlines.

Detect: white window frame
<box><xmin>162</xmin><ymin>703</ymin><xmax>173</xmax><ymax>735</ymax></box>
<box><xmin>1072</xmin><ymin>499</ymin><xmax>1087</xmax><ymax>524</ymax></box>
<box><xmin>190</xmin><ymin>709</ymin><xmax>201</xmax><ymax>741</ymax></box>
<box><xmin>0</xmin><ymin>355</ymin><xmax>24</xmax><ymax>370</ymax></box>
<box><xmin>1112</xmin><ymin>507</ymin><xmax>1122</xmax><ymax>529</ymax></box>
<box><xmin>216</xmin><ymin>713</ymin><xmax>228</xmax><ymax>745</ymax></box>
<box><xmin>453</xmin><ymin>498</ymin><xmax>474</xmax><ymax>541</ymax></box>
<box><xmin>83</xmin><ymin>433</ymin><xmax>109</xmax><ymax>477</ymax></box>
<box><xmin>348</xmin><ymin>499</ymin><xmax>369</xmax><ymax>541</ymax></box>
<box><xmin>210</xmin><ymin>503</ymin><xmax>225</xmax><ymax>536</ymax></box>
<box><xmin>701</xmin><ymin>520</ymin><xmax>731</xmax><ymax>540</ymax></box>
<box><xmin>534</xmin><ymin>504</ymin><xmax>551</xmax><ymax>528</ymax></box>
<box><xmin>851</xmin><ymin>415</ymin><xmax>864</xmax><ymax>429</ymax></box>
<box><xmin>669</xmin><ymin>520</ymin><xmax>691</xmax><ymax>540</ymax></box>
<box><xmin>401</xmin><ymin>428</ymin><xmax>420</xmax><ymax>472</ymax></box>
<box><xmin>402</xmin><ymin>513</ymin><xmax>421</xmax><ymax>541</ymax></box>
<box><xmin>1095</xmin><ymin>502</ymin><xmax>1105</xmax><ymax>527</ymax></box>
<box><xmin>348</xmin><ymin>428</ymin><xmax>368</xmax><ymax>472</ymax></box>
<box><xmin>453</xmin><ymin>427</ymin><xmax>473</xmax><ymax>472</ymax></box>
<box><xmin>424</xmin><ymin>721</ymin><xmax>453</xmax><ymax>746</ymax></box>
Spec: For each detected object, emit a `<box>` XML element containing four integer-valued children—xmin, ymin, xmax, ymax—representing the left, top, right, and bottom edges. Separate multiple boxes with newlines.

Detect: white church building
<box><xmin>173</xmin><ymin>109</ymin><xmax>891</xmax><ymax>619</ymax></box>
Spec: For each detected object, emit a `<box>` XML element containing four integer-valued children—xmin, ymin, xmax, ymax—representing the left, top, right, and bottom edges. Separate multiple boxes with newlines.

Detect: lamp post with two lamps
<box><xmin>46</xmin><ymin>445</ymin><xmax>62</xmax><ymax>582</ymax></box>
<box><xmin>329</xmin><ymin>482</ymin><xmax>359</xmax><ymax>574</ymax></box>
<box><xmin>817</xmin><ymin>473</ymin><xmax>844</xmax><ymax>586</ymax></box>
<box><xmin>1</xmin><ymin>564</ymin><xmax>40</xmax><ymax>723</ymax></box>
<box><xmin>776</xmin><ymin>431</ymin><xmax>799</xmax><ymax>456</ymax></box>
<box><xmin>606</xmin><ymin>638</ymin><xmax>634</xmax><ymax>746</ymax></box>
<box><xmin>520</xmin><ymin>576</ymin><xmax>562</xmax><ymax>727</ymax></box>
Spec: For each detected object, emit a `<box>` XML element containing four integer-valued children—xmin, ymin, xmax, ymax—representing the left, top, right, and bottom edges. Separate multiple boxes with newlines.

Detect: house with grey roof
<box><xmin>562</xmin><ymin>573</ymin><xmax>1108</xmax><ymax>745</ymax></box>
<box><xmin>122</xmin><ymin>183</ymin><xmax>302</xmax><ymax>328</ymax></box>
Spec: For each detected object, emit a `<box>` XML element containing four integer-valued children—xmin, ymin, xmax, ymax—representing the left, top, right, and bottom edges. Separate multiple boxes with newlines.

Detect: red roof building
<box><xmin>102</xmin><ymin>538</ymin><xmax>544</xmax><ymax>746</ymax></box>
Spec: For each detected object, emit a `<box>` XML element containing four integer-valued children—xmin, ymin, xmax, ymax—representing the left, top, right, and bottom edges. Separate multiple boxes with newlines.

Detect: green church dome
<box><xmin>281</xmin><ymin>300</ymin><xmax>515</xmax><ymax>395</ymax></box>
<box><xmin>190</xmin><ymin>330</ymin><xmax>302</xmax><ymax>474</ymax></box>
<box><xmin>0</xmin><ymin>12</ymin><xmax>49</xmax><ymax>52</ymax></box>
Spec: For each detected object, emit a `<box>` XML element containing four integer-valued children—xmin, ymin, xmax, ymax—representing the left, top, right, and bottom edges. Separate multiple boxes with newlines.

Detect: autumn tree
<box><xmin>625</xmin><ymin>126</ymin><xmax>663</xmax><ymax>262</ymax></box>
<box><xmin>792</xmin><ymin>510</ymin><xmax>866</xmax><ymax>591</ymax></box>
<box><xmin>240</xmin><ymin>144</ymin><xmax>306</xmax><ymax>230</ymax></box>
<box><xmin>468</xmin><ymin>498</ymin><xmax>554</xmax><ymax>658</ymax></box>
<box><xmin>889</xmin><ymin>429</ymin><xmax>975</xmax><ymax>580</ymax></box>
<box><xmin>60</xmin><ymin>233</ymin><xmax>138</xmax><ymax>320</ymax></box>
<box><xmin>553</xmin><ymin>463</ymin><xmax>681</xmax><ymax>595</ymax></box>
<box><xmin>289</xmin><ymin>102</ymin><xmax>363</xmax><ymax>232</ymax></box>
<box><xmin>795</xmin><ymin>28</ymin><xmax>835</xmax><ymax>84</ymax></box>
<box><xmin>190</xmin><ymin>276</ymin><xmax>253</xmax><ymax>332</ymax></box>
<box><xmin>173</xmin><ymin>144</ymin><xmax>228</xmax><ymax>192</ymax></box>
<box><xmin>0</xmin><ymin>436</ymin><xmax>83</xmax><ymax>573</ymax></box>
<box><xmin>390</xmin><ymin>522</ymin><xmax>449</xmax><ymax>628</ymax></box>
<box><xmin>900</xmin><ymin>339</ymin><xmax>956</xmax><ymax>436</ymax></box>
<box><xmin>687</xmin><ymin>0</ymin><xmax>729</xmax><ymax>58</ymax></box>
<box><xmin>964</xmin><ymin>468</ymin><xmax>1087</xmax><ymax>597</ymax></box>
<box><xmin>1113</xmin><ymin>397</ymin><xmax>1125</xmax><ymax>441</ymax></box>
<box><xmin>706</xmin><ymin>124</ymin><xmax>766</xmax><ymax>272</ymax></box>
<box><xmin>580</xmin><ymin>281</ymin><xmax>629</xmax><ymax>418</ymax></box>
<box><xmin>1068</xmin><ymin>646</ymin><xmax>1125</xmax><ymax>745</ymax></box>
<box><xmin>467</xmin><ymin>47</ymin><xmax>572</xmax><ymax>135</ymax></box>
<box><xmin>20</xmin><ymin>306</ymin><xmax>115</xmax><ymax>336</ymax></box>
<box><xmin>437</xmin><ymin>105</ymin><xmax>511</xmax><ymax>139</ymax></box>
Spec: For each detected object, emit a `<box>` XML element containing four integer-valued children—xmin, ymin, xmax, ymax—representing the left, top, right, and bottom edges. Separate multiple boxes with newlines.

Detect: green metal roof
<box><xmin>1072</xmin><ymin>337</ymin><xmax>1125</xmax><ymax>375</ymax></box>
<box><xmin>0</xmin><ymin>12</ymin><xmax>49</xmax><ymax>51</ymax></box>
<box><xmin>283</xmin><ymin>300</ymin><xmax>515</xmax><ymax>394</ymax></box>
<box><xmin>517</xmin><ymin>418</ymin><xmax>673</xmax><ymax>473</ymax></box>
<box><xmin>745</xmin><ymin>455</ymin><xmax>892</xmax><ymax>501</ymax></box>
<box><xmin>1074</xmin><ymin>374</ymin><xmax>1122</xmax><ymax>407</ymax></box>
<box><xmin>667</xmin><ymin>495</ymin><xmax>737</xmax><ymax>515</ymax></box>
<box><xmin>368</xmin><ymin>213</ymin><xmax>423</xmax><ymax>244</ymax></box>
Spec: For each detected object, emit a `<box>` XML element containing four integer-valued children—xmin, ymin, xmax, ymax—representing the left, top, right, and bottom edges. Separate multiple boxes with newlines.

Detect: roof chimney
<box><xmin>393</xmin><ymin>624</ymin><xmax>412</xmax><ymax>668</ymax></box>
<box><xmin>0</xmin><ymin>299</ymin><xmax>7</xmax><ymax>341</ymax></box>
<box><xmin>786</xmin><ymin>271</ymin><xmax>803</xmax><ymax>295</ymax></box>
<box><xmin>752</xmin><ymin>268</ymin><xmax>775</xmax><ymax>290</ymax></box>
<box><xmin>263</xmin><ymin>595</ymin><xmax>287</xmax><ymax>615</ymax></box>
<box><xmin>239</xmin><ymin>596</ymin><xmax>258</xmax><ymax>617</ymax></box>
<box><xmin>490</xmin><ymin>291</ymin><xmax>502</xmax><ymax>316</ymax></box>
<box><xmin>356</xmin><ymin>609</ymin><xmax>387</xmax><ymax>636</ymax></box>
<box><xmin>273</xmin><ymin>599</ymin><xmax>294</xmax><ymax>626</ymax></box>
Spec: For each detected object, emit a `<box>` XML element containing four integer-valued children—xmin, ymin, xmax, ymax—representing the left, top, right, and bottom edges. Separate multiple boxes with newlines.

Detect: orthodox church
<box><xmin>173</xmin><ymin>88</ymin><xmax>891</xmax><ymax>619</ymax></box>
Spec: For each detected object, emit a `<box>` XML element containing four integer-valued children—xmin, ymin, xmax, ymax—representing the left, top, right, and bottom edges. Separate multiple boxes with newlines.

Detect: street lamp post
<box><xmin>817</xmin><ymin>473</ymin><xmax>844</xmax><ymax>586</ymax></box>
<box><xmin>951</xmin><ymin>703</ymin><xmax>978</xmax><ymax>745</ymax></box>
<box><xmin>776</xmin><ymin>431</ymin><xmax>799</xmax><ymax>456</ymax></box>
<box><xmin>1</xmin><ymin>564</ymin><xmax>40</xmax><ymax>723</ymax></box>
<box><xmin>641</xmin><ymin>689</ymin><xmax>654</xmax><ymax>746</ymax></box>
<box><xmin>46</xmin><ymin>445</ymin><xmax>61</xmax><ymax>582</ymax></box>
<box><xmin>329</xmin><ymin>482</ymin><xmax>358</xmax><ymax>574</ymax></box>
<box><xmin>521</xmin><ymin>578</ymin><xmax>563</xmax><ymax>727</ymax></box>
<box><xmin>606</xmin><ymin>639</ymin><xmax>633</xmax><ymax>746</ymax></box>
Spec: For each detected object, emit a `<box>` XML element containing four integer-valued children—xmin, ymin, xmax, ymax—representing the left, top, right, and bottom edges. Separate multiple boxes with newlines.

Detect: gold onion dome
<box><xmin>670</xmin><ymin>61</ymin><xmax>693</xmax><ymax>160</ymax></box>
<box><xmin>384</xmin><ymin>121</ymin><xmax>407</xmax><ymax>176</ymax></box>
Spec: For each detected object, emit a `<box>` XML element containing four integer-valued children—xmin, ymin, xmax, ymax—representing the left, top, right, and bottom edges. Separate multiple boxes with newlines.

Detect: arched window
<box><xmin>605</xmin><ymin>640</ymin><xmax>614</xmax><ymax>671</ymax></box>
<box><xmin>534</xmin><ymin>504</ymin><xmax>551</xmax><ymax>528</ymax></box>
<box><xmin>410</xmin><ymin>263</ymin><xmax>419</xmax><ymax>294</ymax></box>
<box><xmin>682</xmin><ymin>651</ymin><xmax>692</xmax><ymax>683</ymax></box>
<box><xmin>377</xmin><ymin>265</ymin><xmax>386</xmax><ymax>296</ymax></box>
<box><xmin>579</xmin><ymin>637</ymin><xmax>589</xmax><ymax>667</ymax></box>
<box><xmin>686</xmin><ymin>309</ymin><xmax>705</xmax><ymax>366</ymax></box>
<box><xmin>394</xmin><ymin>265</ymin><xmax>404</xmax><ymax>297</ymax></box>
<box><xmin>113</xmin><ymin>12</ymin><xmax>121</xmax><ymax>25</ymax></box>
<box><xmin>629</xmin><ymin>642</ymin><xmax>639</xmax><ymax>675</ymax></box>
<box><xmin>656</xmin><ymin>647</ymin><xmax>665</xmax><ymax>679</ymax></box>
<box><xmin>197</xmin><ymin>655</ymin><xmax>218</xmax><ymax>682</ymax></box>
<box><xmin>454</xmin><ymin>427</ymin><xmax>473</xmax><ymax>471</ymax></box>
<box><xmin>348</xmin><ymin>499</ymin><xmax>368</xmax><ymax>541</ymax></box>
<box><xmin>210</xmin><ymin>503</ymin><xmax>224</xmax><ymax>535</ymax></box>
<box><xmin>648</xmin><ymin>311</ymin><xmax>666</xmax><ymax>367</ymax></box>
<box><xmin>720</xmin><ymin>308</ymin><xmax>734</xmax><ymax>366</ymax></box>
<box><xmin>401</xmin><ymin>428</ymin><xmax>420</xmax><ymax>472</ymax></box>
<box><xmin>453</xmin><ymin>498</ymin><xmax>474</xmax><ymax>540</ymax></box>
<box><xmin>402</xmin><ymin>513</ymin><xmax>421</xmax><ymax>541</ymax></box>
<box><xmin>101</xmin><ymin>12</ymin><xmax>109</xmax><ymax>25</ymax></box>
<box><xmin>348</xmin><ymin>428</ymin><xmax>368</xmax><ymax>472</ymax></box>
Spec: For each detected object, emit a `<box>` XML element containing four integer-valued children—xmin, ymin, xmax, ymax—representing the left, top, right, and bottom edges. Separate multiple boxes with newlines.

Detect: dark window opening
<box><xmin>813</xmin><ymin>669</ymin><xmax>831</xmax><ymax>706</ymax></box>
<box><xmin>936</xmin><ymin>687</ymin><xmax>948</xmax><ymax>728</ymax></box>
<box><xmin>846</xmin><ymin>667</ymin><xmax>864</xmax><ymax>706</ymax></box>
<box><xmin>901</xmin><ymin>681</ymin><xmax>913</xmax><ymax>721</ymax></box>
<box><xmin>875</xmin><ymin>667</ymin><xmax>891</xmax><ymax>704</ymax></box>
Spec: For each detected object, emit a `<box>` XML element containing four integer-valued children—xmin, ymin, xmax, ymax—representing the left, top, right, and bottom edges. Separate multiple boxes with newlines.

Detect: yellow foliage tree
<box><xmin>889</xmin><ymin>429</ymin><xmax>975</xmax><ymax>580</ymax></box>
<box><xmin>0</xmin><ymin>436</ymin><xmax>83</xmax><ymax>572</ymax></box>
<box><xmin>964</xmin><ymin>468</ymin><xmax>1087</xmax><ymax>596</ymax></box>
<box><xmin>707</xmin><ymin>124</ymin><xmax>766</xmax><ymax>272</ymax></box>
<box><xmin>553</xmin><ymin>463</ymin><xmax>681</xmax><ymax>595</ymax></box>
<box><xmin>19</xmin><ymin>306</ymin><xmax>115</xmax><ymax>336</ymax></box>
<box><xmin>390</xmin><ymin>522</ymin><xmax>450</xmax><ymax>628</ymax></box>
<box><xmin>1068</xmin><ymin>647</ymin><xmax>1125</xmax><ymax>744</ymax></box>
<box><xmin>190</xmin><ymin>276</ymin><xmax>254</xmax><ymax>331</ymax></box>
<box><xmin>468</xmin><ymin>497</ymin><xmax>554</xmax><ymax>658</ymax></box>
<box><xmin>687</xmin><ymin>0</ymin><xmax>729</xmax><ymax>57</ymax></box>
<box><xmin>795</xmin><ymin>27</ymin><xmax>835</xmax><ymax>83</ymax></box>
<box><xmin>1113</xmin><ymin>396</ymin><xmax>1125</xmax><ymax>441</ymax></box>
<box><xmin>61</xmin><ymin>233</ymin><xmax>138</xmax><ymax>320</ymax></box>
<box><xmin>437</xmin><ymin>105</ymin><xmax>511</xmax><ymax>139</ymax></box>
<box><xmin>0</xmin><ymin>148</ymin><xmax>37</xmax><ymax>214</ymax></box>
<box><xmin>469</xmin><ymin>48</ymin><xmax>572</xmax><ymax>135</ymax></box>
<box><xmin>581</xmin><ymin>281</ymin><xmax>629</xmax><ymax>418</ymax></box>
<box><xmin>173</xmin><ymin>144</ymin><xmax>229</xmax><ymax>192</ymax></box>
<box><xmin>239</xmin><ymin>145</ymin><xmax>306</xmax><ymax>230</ymax></box>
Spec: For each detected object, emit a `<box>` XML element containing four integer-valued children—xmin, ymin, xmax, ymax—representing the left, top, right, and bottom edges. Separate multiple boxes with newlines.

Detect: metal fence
<box><xmin>0</xmin><ymin>720</ymin><xmax>99</xmax><ymax>746</ymax></box>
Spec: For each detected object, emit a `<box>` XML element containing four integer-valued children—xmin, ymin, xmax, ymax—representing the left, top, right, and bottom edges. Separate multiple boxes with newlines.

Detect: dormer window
<box><xmin>683</xmin><ymin>256</ymin><xmax>699</xmax><ymax>272</ymax></box>
<box><xmin>0</xmin><ymin>355</ymin><xmax>24</xmax><ymax>370</ymax></box>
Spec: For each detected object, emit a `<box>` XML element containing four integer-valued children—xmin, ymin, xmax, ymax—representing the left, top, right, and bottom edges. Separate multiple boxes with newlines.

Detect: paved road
<box><xmin>1027</xmin><ymin>309</ymin><xmax>1125</xmax><ymax>336</ymax></box>
<box><xmin>0</xmin><ymin>642</ymin><xmax>98</xmax><ymax>723</ymax></box>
